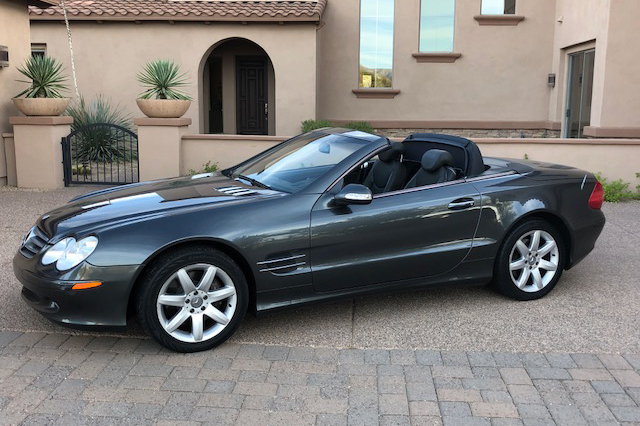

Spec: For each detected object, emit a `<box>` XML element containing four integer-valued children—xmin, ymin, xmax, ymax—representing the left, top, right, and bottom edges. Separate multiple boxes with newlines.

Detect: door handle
<box><xmin>448</xmin><ymin>198</ymin><xmax>475</xmax><ymax>210</ymax></box>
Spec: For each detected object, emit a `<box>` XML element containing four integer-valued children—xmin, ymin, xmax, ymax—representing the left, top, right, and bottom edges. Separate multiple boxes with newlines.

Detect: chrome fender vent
<box><xmin>217</xmin><ymin>186</ymin><xmax>259</xmax><ymax>196</ymax></box>
<box><xmin>20</xmin><ymin>226</ymin><xmax>50</xmax><ymax>259</ymax></box>
<box><xmin>257</xmin><ymin>253</ymin><xmax>307</xmax><ymax>274</ymax></box>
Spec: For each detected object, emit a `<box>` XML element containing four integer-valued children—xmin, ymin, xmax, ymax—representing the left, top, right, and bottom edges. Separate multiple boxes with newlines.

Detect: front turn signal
<box><xmin>71</xmin><ymin>281</ymin><xmax>103</xmax><ymax>290</ymax></box>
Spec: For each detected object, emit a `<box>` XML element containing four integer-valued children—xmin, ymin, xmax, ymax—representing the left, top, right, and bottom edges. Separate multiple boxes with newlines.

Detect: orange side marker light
<box><xmin>71</xmin><ymin>281</ymin><xmax>103</xmax><ymax>290</ymax></box>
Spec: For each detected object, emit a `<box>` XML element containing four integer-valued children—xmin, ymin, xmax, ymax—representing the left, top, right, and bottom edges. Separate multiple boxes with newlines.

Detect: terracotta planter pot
<box><xmin>12</xmin><ymin>98</ymin><xmax>70</xmax><ymax>116</ymax></box>
<box><xmin>136</xmin><ymin>99</ymin><xmax>191</xmax><ymax>118</ymax></box>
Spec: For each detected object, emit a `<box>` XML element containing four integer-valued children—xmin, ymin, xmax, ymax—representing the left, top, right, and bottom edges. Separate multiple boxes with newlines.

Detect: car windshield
<box><xmin>231</xmin><ymin>132</ymin><xmax>373</xmax><ymax>193</ymax></box>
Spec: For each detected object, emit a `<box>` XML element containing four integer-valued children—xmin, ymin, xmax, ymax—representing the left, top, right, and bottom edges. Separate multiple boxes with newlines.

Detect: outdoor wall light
<box><xmin>548</xmin><ymin>73</ymin><xmax>556</xmax><ymax>88</ymax></box>
<box><xmin>0</xmin><ymin>46</ymin><xmax>9</xmax><ymax>67</ymax></box>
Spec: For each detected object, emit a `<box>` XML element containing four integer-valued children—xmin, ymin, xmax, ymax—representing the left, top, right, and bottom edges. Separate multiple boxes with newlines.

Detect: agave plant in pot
<box><xmin>13</xmin><ymin>55</ymin><xmax>70</xmax><ymax>116</ymax></box>
<box><xmin>136</xmin><ymin>59</ymin><xmax>192</xmax><ymax>118</ymax></box>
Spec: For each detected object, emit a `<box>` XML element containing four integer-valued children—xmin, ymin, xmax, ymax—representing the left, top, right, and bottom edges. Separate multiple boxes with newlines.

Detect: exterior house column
<box><xmin>9</xmin><ymin>116</ymin><xmax>72</xmax><ymax>189</ymax></box>
<box><xmin>135</xmin><ymin>117</ymin><xmax>192</xmax><ymax>181</ymax></box>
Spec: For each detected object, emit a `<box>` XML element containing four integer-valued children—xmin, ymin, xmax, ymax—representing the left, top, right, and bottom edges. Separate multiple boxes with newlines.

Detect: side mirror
<box><xmin>334</xmin><ymin>184</ymin><xmax>373</xmax><ymax>206</ymax></box>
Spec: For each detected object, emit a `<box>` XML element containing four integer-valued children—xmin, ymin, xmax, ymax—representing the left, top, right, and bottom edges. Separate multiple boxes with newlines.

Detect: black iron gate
<box><xmin>62</xmin><ymin>123</ymin><xmax>139</xmax><ymax>186</ymax></box>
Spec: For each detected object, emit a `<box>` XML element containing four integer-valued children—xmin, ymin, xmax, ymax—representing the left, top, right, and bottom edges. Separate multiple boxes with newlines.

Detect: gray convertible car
<box><xmin>14</xmin><ymin>128</ymin><xmax>605</xmax><ymax>352</ymax></box>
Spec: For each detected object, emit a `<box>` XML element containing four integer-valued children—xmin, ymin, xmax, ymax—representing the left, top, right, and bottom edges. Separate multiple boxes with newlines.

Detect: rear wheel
<box><xmin>494</xmin><ymin>219</ymin><xmax>565</xmax><ymax>300</ymax></box>
<box><xmin>136</xmin><ymin>246</ymin><xmax>248</xmax><ymax>352</ymax></box>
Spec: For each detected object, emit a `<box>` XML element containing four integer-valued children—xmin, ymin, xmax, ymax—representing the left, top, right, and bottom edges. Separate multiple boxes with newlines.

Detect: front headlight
<box><xmin>42</xmin><ymin>236</ymin><xmax>98</xmax><ymax>271</ymax></box>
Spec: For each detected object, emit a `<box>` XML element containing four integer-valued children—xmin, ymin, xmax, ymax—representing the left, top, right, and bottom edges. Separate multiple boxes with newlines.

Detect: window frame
<box><xmin>480</xmin><ymin>0</ymin><xmax>516</xmax><ymax>15</ymax></box>
<box><xmin>418</xmin><ymin>0</ymin><xmax>457</xmax><ymax>54</ymax></box>
<box><xmin>357</xmin><ymin>0</ymin><xmax>396</xmax><ymax>90</ymax></box>
<box><xmin>31</xmin><ymin>43</ymin><xmax>47</xmax><ymax>57</ymax></box>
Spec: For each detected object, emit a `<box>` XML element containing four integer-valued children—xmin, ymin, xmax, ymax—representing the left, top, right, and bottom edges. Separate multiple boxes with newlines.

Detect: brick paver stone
<box><xmin>0</xmin><ymin>331</ymin><xmax>638</xmax><ymax>426</ymax></box>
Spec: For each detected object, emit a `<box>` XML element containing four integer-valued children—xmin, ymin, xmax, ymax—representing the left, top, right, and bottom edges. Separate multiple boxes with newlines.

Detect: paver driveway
<box><xmin>0</xmin><ymin>186</ymin><xmax>639</xmax><ymax>426</ymax></box>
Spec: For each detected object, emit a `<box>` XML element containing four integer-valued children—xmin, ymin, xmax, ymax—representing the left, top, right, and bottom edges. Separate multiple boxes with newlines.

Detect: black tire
<box><xmin>136</xmin><ymin>245</ymin><xmax>248</xmax><ymax>353</ymax></box>
<box><xmin>494</xmin><ymin>219</ymin><xmax>565</xmax><ymax>301</ymax></box>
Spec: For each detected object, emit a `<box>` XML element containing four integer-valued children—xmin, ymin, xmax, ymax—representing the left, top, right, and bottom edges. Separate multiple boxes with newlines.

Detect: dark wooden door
<box><xmin>208</xmin><ymin>57</ymin><xmax>223</xmax><ymax>134</ymax></box>
<box><xmin>236</xmin><ymin>57</ymin><xmax>268</xmax><ymax>135</ymax></box>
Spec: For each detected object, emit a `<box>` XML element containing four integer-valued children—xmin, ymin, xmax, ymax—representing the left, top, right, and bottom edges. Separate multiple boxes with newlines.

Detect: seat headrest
<box><xmin>421</xmin><ymin>149</ymin><xmax>454</xmax><ymax>172</ymax></box>
<box><xmin>378</xmin><ymin>143</ymin><xmax>404</xmax><ymax>163</ymax></box>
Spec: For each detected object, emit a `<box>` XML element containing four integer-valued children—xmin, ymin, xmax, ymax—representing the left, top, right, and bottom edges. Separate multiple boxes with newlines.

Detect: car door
<box><xmin>309</xmin><ymin>181</ymin><xmax>482</xmax><ymax>292</ymax></box>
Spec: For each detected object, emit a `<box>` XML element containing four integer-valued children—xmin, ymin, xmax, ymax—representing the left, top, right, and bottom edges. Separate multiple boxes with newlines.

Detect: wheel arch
<box><xmin>126</xmin><ymin>238</ymin><xmax>257</xmax><ymax>320</ymax></box>
<box><xmin>498</xmin><ymin>210</ymin><xmax>573</xmax><ymax>269</ymax></box>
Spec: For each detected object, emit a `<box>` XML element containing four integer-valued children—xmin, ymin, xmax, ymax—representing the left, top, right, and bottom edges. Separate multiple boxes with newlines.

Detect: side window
<box><xmin>343</xmin><ymin>154</ymin><xmax>379</xmax><ymax>188</ymax></box>
<box><xmin>481</xmin><ymin>0</ymin><xmax>516</xmax><ymax>14</ymax></box>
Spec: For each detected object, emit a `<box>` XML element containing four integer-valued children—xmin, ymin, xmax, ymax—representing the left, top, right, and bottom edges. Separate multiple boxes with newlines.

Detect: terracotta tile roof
<box><xmin>29</xmin><ymin>0</ymin><xmax>327</xmax><ymax>22</ymax></box>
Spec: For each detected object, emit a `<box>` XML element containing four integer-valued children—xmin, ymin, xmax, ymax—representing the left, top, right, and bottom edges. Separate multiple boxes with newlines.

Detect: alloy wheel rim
<box><xmin>509</xmin><ymin>230</ymin><xmax>560</xmax><ymax>293</ymax></box>
<box><xmin>156</xmin><ymin>263</ymin><xmax>237</xmax><ymax>343</ymax></box>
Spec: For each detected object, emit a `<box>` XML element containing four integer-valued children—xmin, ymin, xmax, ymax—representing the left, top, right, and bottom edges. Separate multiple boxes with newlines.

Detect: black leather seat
<box><xmin>404</xmin><ymin>149</ymin><xmax>457</xmax><ymax>189</ymax></box>
<box><xmin>362</xmin><ymin>144</ymin><xmax>406</xmax><ymax>194</ymax></box>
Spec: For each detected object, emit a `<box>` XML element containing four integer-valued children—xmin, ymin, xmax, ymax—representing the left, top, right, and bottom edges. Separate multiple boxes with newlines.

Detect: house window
<box><xmin>359</xmin><ymin>0</ymin><xmax>394</xmax><ymax>88</ymax></box>
<box><xmin>420</xmin><ymin>0</ymin><xmax>456</xmax><ymax>53</ymax></box>
<box><xmin>31</xmin><ymin>43</ymin><xmax>47</xmax><ymax>57</ymax></box>
<box><xmin>481</xmin><ymin>0</ymin><xmax>516</xmax><ymax>14</ymax></box>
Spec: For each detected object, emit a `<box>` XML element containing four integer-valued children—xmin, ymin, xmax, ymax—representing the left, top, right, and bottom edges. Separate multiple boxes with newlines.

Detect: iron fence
<box><xmin>62</xmin><ymin>123</ymin><xmax>139</xmax><ymax>186</ymax></box>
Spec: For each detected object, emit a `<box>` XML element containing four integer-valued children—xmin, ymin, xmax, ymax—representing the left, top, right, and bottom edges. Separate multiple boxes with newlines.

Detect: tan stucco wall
<box><xmin>0</xmin><ymin>0</ymin><xmax>32</xmax><ymax>135</ymax></box>
<box><xmin>181</xmin><ymin>135</ymin><xmax>282</xmax><ymax>173</ymax></box>
<box><xmin>317</xmin><ymin>0</ymin><xmax>557</xmax><ymax>123</ymax></box>
<box><xmin>474</xmin><ymin>139</ymin><xmax>640</xmax><ymax>183</ymax></box>
<box><xmin>30</xmin><ymin>21</ymin><xmax>317</xmax><ymax>136</ymax></box>
<box><xmin>548</xmin><ymin>0</ymin><xmax>609</xmax><ymax>131</ymax></box>
<box><xmin>549</xmin><ymin>0</ymin><xmax>640</xmax><ymax>134</ymax></box>
<box><xmin>28</xmin><ymin>0</ymin><xmax>640</xmax><ymax>138</ymax></box>
<box><xmin>10</xmin><ymin>117</ymin><xmax>70</xmax><ymax>189</ymax></box>
<box><xmin>598</xmin><ymin>0</ymin><xmax>640</xmax><ymax>129</ymax></box>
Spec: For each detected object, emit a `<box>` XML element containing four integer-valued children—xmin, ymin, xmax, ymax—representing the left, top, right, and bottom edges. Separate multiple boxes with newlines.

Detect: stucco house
<box><xmin>25</xmin><ymin>0</ymin><xmax>640</xmax><ymax>139</ymax></box>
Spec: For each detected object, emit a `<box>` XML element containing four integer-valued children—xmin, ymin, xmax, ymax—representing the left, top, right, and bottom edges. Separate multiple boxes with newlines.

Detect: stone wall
<box><xmin>377</xmin><ymin>128</ymin><xmax>561</xmax><ymax>139</ymax></box>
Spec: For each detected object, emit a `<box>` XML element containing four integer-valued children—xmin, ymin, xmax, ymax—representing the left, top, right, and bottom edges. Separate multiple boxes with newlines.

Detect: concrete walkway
<box><xmin>1</xmin><ymin>331</ymin><xmax>640</xmax><ymax>426</ymax></box>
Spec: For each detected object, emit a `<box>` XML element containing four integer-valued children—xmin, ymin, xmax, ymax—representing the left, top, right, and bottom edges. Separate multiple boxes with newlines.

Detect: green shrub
<box><xmin>15</xmin><ymin>55</ymin><xmax>68</xmax><ymax>98</ymax></box>
<box><xmin>343</xmin><ymin>121</ymin><xmax>375</xmax><ymax>133</ymax></box>
<box><xmin>71</xmin><ymin>165</ymin><xmax>91</xmax><ymax>176</ymax></box>
<box><xmin>301</xmin><ymin>119</ymin><xmax>333</xmax><ymax>133</ymax></box>
<box><xmin>595</xmin><ymin>172</ymin><xmax>640</xmax><ymax>202</ymax></box>
<box><xmin>137</xmin><ymin>59</ymin><xmax>192</xmax><ymax>100</ymax></box>
<box><xmin>66</xmin><ymin>95</ymin><xmax>135</xmax><ymax>163</ymax></box>
<box><xmin>189</xmin><ymin>161</ymin><xmax>218</xmax><ymax>175</ymax></box>
<box><xmin>301</xmin><ymin>119</ymin><xmax>375</xmax><ymax>134</ymax></box>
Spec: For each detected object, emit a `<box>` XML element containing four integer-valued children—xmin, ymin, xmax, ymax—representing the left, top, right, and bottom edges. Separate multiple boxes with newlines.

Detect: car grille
<box><xmin>20</xmin><ymin>226</ymin><xmax>50</xmax><ymax>259</ymax></box>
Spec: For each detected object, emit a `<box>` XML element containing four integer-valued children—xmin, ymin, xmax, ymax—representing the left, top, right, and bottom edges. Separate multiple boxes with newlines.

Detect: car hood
<box><xmin>37</xmin><ymin>173</ymin><xmax>284</xmax><ymax>238</ymax></box>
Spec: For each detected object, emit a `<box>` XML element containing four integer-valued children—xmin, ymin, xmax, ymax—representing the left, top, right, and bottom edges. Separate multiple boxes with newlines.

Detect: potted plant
<box><xmin>13</xmin><ymin>55</ymin><xmax>70</xmax><ymax>116</ymax></box>
<box><xmin>136</xmin><ymin>59</ymin><xmax>192</xmax><ymax>118</ymax></box>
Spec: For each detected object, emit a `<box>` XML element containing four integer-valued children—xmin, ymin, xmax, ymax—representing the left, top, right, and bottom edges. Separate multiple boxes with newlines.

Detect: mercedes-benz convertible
<box><xmin>14</xmin><ymin>128</ymin><xmax>605</xmax><ymax>352</ymax></box>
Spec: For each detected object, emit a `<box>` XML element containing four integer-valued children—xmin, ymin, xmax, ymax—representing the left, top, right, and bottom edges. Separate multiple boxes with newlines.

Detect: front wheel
<box><xmin>136</xmin><ymin>246</ymin><xmax>248</xmax><ymax>352</ymax></box>
<box><xmin>494</xmin><ymin>219</ymin><xmax>565</xmax><ymax>301</ymax></box>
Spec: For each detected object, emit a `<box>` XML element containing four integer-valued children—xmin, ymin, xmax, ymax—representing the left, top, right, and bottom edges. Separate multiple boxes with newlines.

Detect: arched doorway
<box><xmin>201</xmin><ymin>38</ymin><xmax>275</xmax><ymax>135</ymax></box>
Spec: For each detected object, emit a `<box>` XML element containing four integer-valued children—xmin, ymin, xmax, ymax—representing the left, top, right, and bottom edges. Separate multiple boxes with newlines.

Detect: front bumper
<box><xmin>13</xmin><ymin>251</ymin><xmax>138</xmax><ymax>330</ymax></box>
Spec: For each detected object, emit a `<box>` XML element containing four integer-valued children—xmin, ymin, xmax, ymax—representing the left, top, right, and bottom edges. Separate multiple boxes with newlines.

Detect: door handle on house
<box><xmin>264</xmin><ymin>103</ymin><xmax>268</xmax><ymax>117</ymax></box>
<box><xmin>448</xmin><ymin>198</ymin><xmax>475</xmax><ymax>210</ymax></box>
